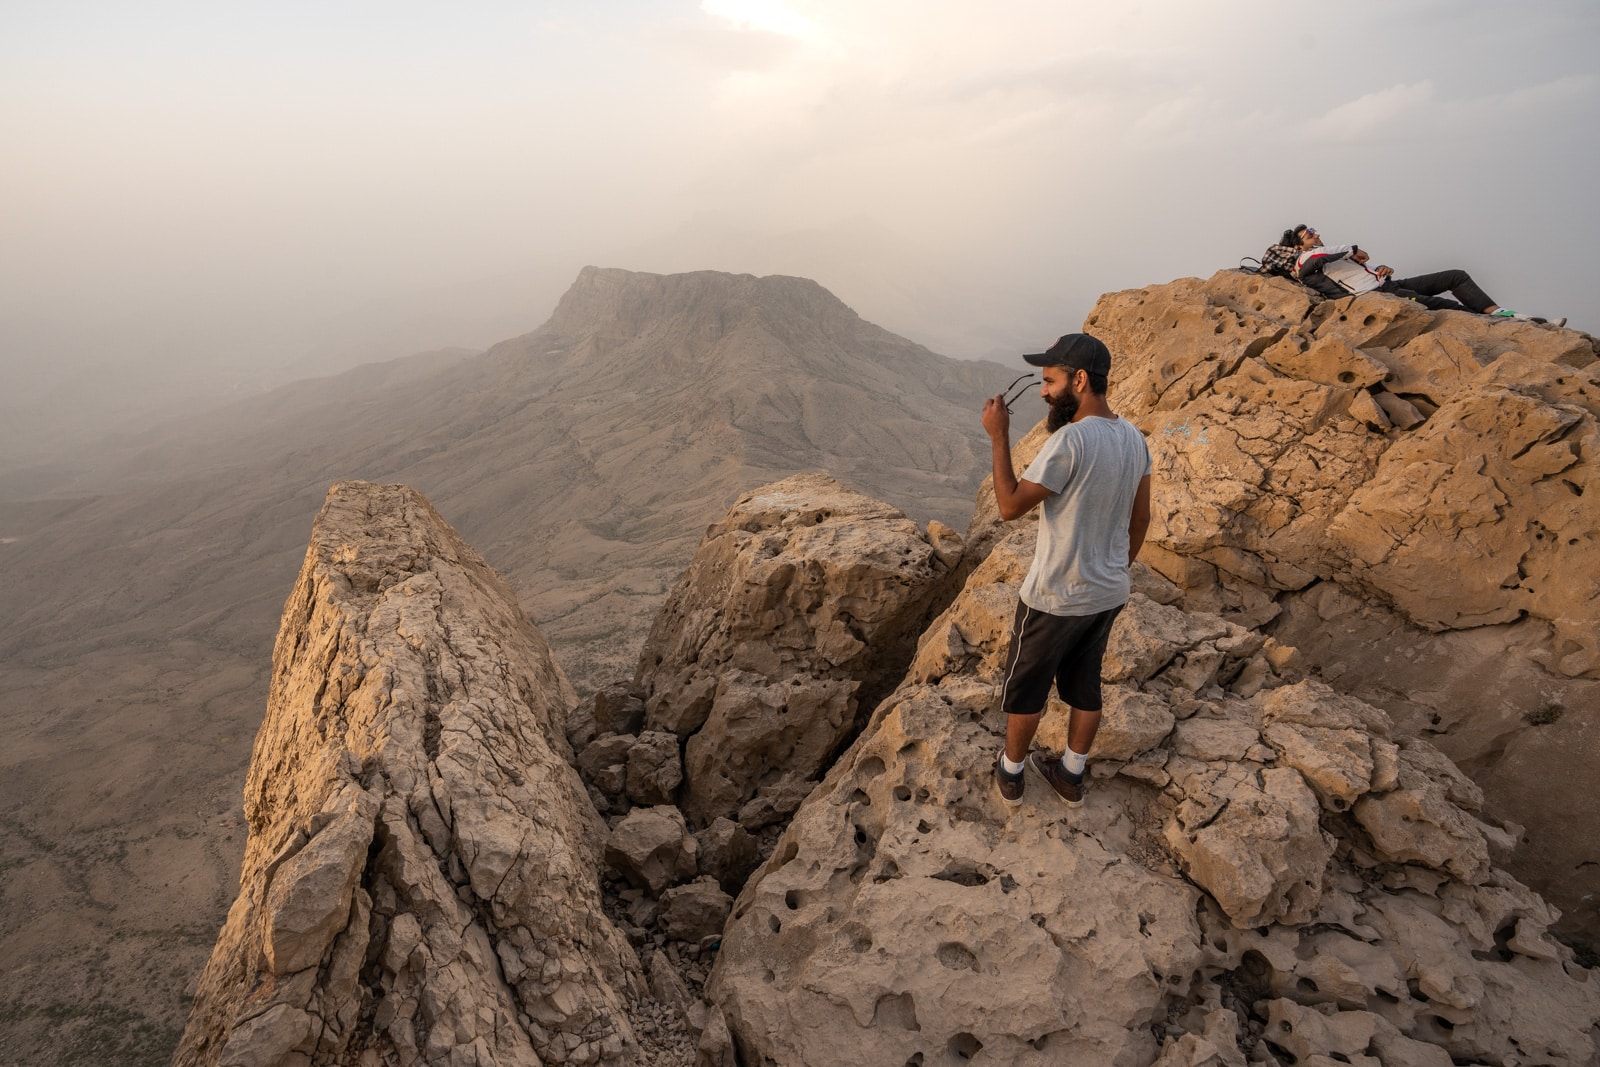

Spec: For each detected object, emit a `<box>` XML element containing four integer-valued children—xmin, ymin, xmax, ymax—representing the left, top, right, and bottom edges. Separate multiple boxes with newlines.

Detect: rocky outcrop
<box><xmin>982</xmin><ymin>272</ymin><xmax>1600</xmax><ymax>944</ymax></box>
<box><xmin>172</xmin><ymin>482</ymin><xmax>645</xmax><ymax>1067</ymax></box>
<box><xmin>708</xmin><ymin>521</ymin><xmax>1600</xmax><ymax>1066</ymax></box>
<box><xmin>629</xmin><ymin>473</ymin><xmax>963</xmax><ymax>827</ymax></box>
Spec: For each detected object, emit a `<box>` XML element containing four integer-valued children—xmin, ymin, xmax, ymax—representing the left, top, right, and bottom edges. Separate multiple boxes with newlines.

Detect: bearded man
<box><xmin>980</xmin><ymin>332</ymin><xmax>1153</xmax><ymax>809</ymax></box>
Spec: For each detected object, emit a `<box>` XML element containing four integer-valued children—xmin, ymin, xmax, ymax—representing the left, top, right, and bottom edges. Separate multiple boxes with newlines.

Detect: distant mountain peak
<box><xmin>548</xmin><ymin>266</ymin><xmax>862</xmax><ymax>346</ymax></box>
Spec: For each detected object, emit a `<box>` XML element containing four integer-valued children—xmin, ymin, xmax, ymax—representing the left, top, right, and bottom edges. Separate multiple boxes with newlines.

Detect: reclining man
<box><xmin>1285</xmin><ymin>224</ymin><xmax>1563</xmax><ymax>327</ymax></box>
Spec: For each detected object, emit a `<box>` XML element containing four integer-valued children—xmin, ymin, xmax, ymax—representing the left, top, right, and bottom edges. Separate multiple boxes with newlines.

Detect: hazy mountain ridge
<box><xmin>0</xmin><ymin>267</ymin><xmax>1012</xmax><ymax>1066</ymax></box>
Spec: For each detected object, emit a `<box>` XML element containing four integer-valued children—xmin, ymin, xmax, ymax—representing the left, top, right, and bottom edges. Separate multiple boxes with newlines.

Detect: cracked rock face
<box><xmin>1066</xmin><ymin>271</ymin><xmax>1600</xmax><ymax>945</ymax></box>
<box><xmin>708</xmin><ymin>523</ymin><xmax>1600</xmax><ymax>1066</ymax></box>
<box><xmin>634</xmin><ymin>473</ymin><xmax>962</xmax><ymax>827</ymax></box>
<box><xmin>1083</xmin><ymin>270</ymin><xmax>1599</xmax><ymax>664</ymax></box>
<box><xmin>172</xmin><ymin>482</ymin><xmax>645</xmax><ymax>1067</ymax></box>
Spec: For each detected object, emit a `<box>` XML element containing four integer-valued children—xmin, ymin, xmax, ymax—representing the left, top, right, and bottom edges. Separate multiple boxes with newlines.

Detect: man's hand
<box><xmin>982</xmin><ymin>395</ymin><xmax>1011</xmax><ymax>440</ymax></box>
<box><xmin>1352</xmin><ymin>248</ymin><xmax>1370</xmax><ymax>265</ymax></box>
<box><xmin>1376</xmin><ymin>265</ymin><xmax>1394</xmax><ymax>278</ymax></box>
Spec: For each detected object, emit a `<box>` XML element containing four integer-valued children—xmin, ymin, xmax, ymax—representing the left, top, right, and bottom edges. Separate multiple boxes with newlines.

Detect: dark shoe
<box><xmin>996</xmin><ymin>756</ymin><xmax>1025</xmax><ymax>808</ymax></box>
<box><xmin>1028</xmin><ymin>753</ymin><xmax>1085</xmax><ymax>808</ymax></box>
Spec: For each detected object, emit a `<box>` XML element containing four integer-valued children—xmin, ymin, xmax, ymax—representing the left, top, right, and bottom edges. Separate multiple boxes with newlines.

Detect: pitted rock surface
<box><xmin>1082</xmin><ymin>272</ymin><xmax>1598</xmax><ymax>652</ymax></box>
<box><xmin>708</xmin><ymin>523</ymin><xmax>1600</xmax><ymax>1066</ymax></box>
<box><xmin>172</xmin><ymin>482</ymin><xmax>646</xmax><ymax>1067</ymax></box>
<box><xmin>634</xmin><ymin>473</ymin><xmax>961</xmax><ymax>826</ymax></box>
<box><xmin>967</xmin><ymin>271</ymin><xmax>1600</xmax><ymax>943</ymax></box>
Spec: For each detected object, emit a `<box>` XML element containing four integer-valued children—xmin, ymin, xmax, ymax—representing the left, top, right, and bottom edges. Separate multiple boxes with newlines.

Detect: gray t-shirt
<box><xmin>1018</xmin><ymin>414</ymin><xmax>1151</xmax><ymax>616</ymax></box>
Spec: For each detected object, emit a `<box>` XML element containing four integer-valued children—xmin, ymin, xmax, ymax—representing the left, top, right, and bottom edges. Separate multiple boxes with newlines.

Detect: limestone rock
<box><xmin>707</xmin><ymin>505</ymin><xmax>1600</xmax><ymax>1065</ymax></box>
<box><xmin>1354</xmin><ymin>743</ymin><xmax>1491</xmax><ymax>884</ymax></box>
<box><xmin>735</xmin><ymin>776</ymin><xmax>814</xmax><ymax>830</ymax></box>
<box><xmin>579</xmin><ymin>733</ymin><xmax>636</xmax><ymax>805</ymax></box>
<box><xmin>1151</xmin><ymin>1009</ymin><xmax>1247</xmax><ymax>1066</ymax></box>
<box><xmin>1170</xmin><ymin>716</ymin><xmax>1260</xmax><ymax>763</ymax></box>
<box><xmin>173</xmin><ymin>482</ymin><xmax>644</xmax><ymax>1067</ymax></box>
<box><xmin>1073</xmin><ymin>270</ymin><xmax>1600</xmax><ymax>939</ymax></box>
<box><xmin>636</xmin><ymin>473</ymin><xmax>960</xmax><ymax>825</ymax></box>
<box><xmin>1164</xmin><ymin>765</ymin><xmax>1334</xmax><ymax>928</ymax></box>
<box><xmin>1080</xmin><ymin>273</ymin><xmax>1599</xmax><ymax>667</ymax></box>
<box><xmin>647</xmin><ymin>950</ymin><xmax>693</xmax><ymax>1016</ymax></box>
<box><xmin>693</xmin><ymin>817</ymin><xmax>760</xmax><ymax>896</ymax></box>
<box><xmin>605</xmin><ymin>805</ymin><xmax>698</xmax><ymax>895</ymax></box>
<box><xmin>626</xmin><ymin>730</ymin><xmax>684</xmax><ymax>807</ymax></box>
<box><xmin>593</xmin><ymin>682</ymin><xmax>648</xmax><ymax>737</ymax></box>
<box><xmin>659</xmin><ymin>879</ymin><xmax>735</xmax><ymax>944</ymax></box>
<box><xmin>1078</xmin><ymin>685</ymin><xmax>1175</xmax><ymax>762</ymax></box>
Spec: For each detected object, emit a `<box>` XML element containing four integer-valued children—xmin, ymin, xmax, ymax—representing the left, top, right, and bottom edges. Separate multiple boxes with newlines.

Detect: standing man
<box><xmin>981</xmin><ymin>333</ymin><xmax>1152</xmax><ymax>809</ymax></box>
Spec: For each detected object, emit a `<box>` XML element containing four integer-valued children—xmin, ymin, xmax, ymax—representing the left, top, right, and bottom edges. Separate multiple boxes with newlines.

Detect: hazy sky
<box><xmin>4</xmin><ymin>1</ymin><xmax>1597</xmax><ymax>426</ymax></box>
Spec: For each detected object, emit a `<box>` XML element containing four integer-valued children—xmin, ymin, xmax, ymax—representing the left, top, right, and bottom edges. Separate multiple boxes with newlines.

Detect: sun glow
<box><xmin>701</xmin><ymin>0</ymin><xmax>820</xmax><ymax>42</ymax></box>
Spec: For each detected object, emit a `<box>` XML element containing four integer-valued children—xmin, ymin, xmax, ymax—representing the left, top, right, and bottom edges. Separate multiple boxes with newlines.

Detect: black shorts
<box><xmin>999</xmin><ymin>600</ymin><xmax>1124</xmax><ymax>716</ymax></box>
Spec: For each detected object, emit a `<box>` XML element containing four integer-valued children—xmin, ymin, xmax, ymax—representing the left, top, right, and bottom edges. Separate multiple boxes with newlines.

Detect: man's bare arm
<box><xmin>1128</xmin><ymin>474</ymin><xmax>1152</xmax><ymax>564</ymax></box>
<box><xmin>983</xmin><ymin>395</ymin><xmax>1053</xmax><ymax>519</ymax></box>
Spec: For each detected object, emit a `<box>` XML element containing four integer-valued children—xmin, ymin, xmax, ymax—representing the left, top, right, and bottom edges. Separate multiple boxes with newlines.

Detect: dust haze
<box><xmin>3</xmin><ymin>0</ymin><xmax>1597</xmax><ymax>464</ymax></box>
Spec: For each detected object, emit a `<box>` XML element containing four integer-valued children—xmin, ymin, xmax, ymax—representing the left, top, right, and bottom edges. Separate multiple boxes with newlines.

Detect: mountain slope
<box><xmin>0</xmin><ymin>268</ymin><xmax>1014</xmax><ymax>1066</ymax></box>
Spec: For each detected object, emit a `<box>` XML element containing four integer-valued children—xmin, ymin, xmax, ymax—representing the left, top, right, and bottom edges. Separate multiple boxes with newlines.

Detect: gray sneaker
<box><xmin>1028</xmin><ymin>752</ymin><xmax>1085</xmax><ymax>808</ymax></box>
<box><xmin>996</xmin><ymin>756</ymin><xmax>1025</xmax><ymax>808</ymax></box>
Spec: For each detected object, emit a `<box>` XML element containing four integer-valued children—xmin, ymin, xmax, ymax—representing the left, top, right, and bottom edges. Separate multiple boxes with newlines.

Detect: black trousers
<box><xmin>1382</xmin><ymin>269</ymin><xmax>1498</xmax><ymax>314</ymax></box>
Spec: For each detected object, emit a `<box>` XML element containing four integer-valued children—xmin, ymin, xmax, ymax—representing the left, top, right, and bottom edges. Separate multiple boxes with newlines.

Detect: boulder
<box><xmin>693</xmin><ymin>817</ymin><xmax>760</xmax><ymax>897</ymax></box>
<box><xmin>605</xmin><ymin>806</ymin><xmax>698</xmax><ymax>895</ymax></box>
<box><xmin>626</xmin><ymin>730</ymin><xmax>684</xmax><ymax>807</ymax></box>
<box><xmin>636</xmin><ymin>474</ymin><xmax>961</xmax><ymax>825</ymax></box>
<box><xmin>659</xmin><ymin>879</ymin><xmax>735</xmax><ymax>944</ymax></box>
<box><xmin>172</xmin><ymin>482</ymin><xmax>644</xmax><ymax>1067</ymax></box>
<box><xmin>579</xmin><ymin>733</ymin><xmax>637</xmax><ymax>805</ymax></box>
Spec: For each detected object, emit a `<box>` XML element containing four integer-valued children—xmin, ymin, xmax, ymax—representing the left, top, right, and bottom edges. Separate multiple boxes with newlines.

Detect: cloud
<box><xmin>1305</xmin><ymin>81</ymin><xmax>1436</xmax><ymax>141</ymax></box>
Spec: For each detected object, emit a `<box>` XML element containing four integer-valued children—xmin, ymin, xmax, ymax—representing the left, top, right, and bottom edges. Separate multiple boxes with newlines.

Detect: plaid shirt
<box><xmin>1260</xmin><ymin>244</ymin><xmax>1300</xmax><ymax>278</ymax></box>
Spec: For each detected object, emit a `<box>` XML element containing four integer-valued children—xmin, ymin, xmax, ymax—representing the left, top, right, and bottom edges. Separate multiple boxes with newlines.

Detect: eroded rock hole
<box><xmin>947</xmin><ymin>1033</ymin><xmax>983</xmax><ymax>1060</ymax></box>
<box><xmin>1472</xmin><ymin>920</ymin><xmax>1519</xmax><ymax>963</ymax></box>
<box><xmin>871</xmin><ymin>992</ymin><xmax>920</xmax><ymax>1031</ymax></box>
<box><xmin>932</xmin><ymin>862</ymin><xmax>990</xmax><ymax>887</ymax></box>
<box><xmin>1526</xmin><ymin>705</ymin><xmax>1563</xmax><ymax>727</ymax></box>
<box><xmin>936</xmin><ymin>942</ymin><xmax>980</xmax><ymax>972</ymax></box>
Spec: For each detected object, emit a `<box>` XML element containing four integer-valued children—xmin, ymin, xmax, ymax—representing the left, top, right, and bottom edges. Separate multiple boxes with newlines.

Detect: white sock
<box><xmin>1061</xmin><ymin>747</ymin><xmax>1089</xmax><ymax>777</ymax></box>
<box><xmin>1000</xmin><ymin>753</ymin><xmax>1025</xmax><ymax>775</ymax></box>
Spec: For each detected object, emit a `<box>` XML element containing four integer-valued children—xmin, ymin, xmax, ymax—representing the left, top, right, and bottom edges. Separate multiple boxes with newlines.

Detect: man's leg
<box><xmin>1066</xmin><ymin>707</ymin><xmax>1103</xmax><ymax>763</ymax></box>
<box><xmin>1005</xmin><ymin>712</ymin><xmax>1042</xmax><ymax>764</ymax></box>
<box><xmin>996</xmin><ymin>601</ymin><xmax>1060</xmax><ymax>806</ymax></box>
<box><xmin>1390</xmin><ymin>269</ymin><xmax>1499</xmax><ymax>314</ymax></box>
<box><xmin>1030</xmin><ymin>605</ymin><xmax>1124</xmax><ymax>807</ymax></box>
<box><xmin>1385</xmin><ymin>284</ymin><xmax>1467</xmax><ymax>312</ymax></box>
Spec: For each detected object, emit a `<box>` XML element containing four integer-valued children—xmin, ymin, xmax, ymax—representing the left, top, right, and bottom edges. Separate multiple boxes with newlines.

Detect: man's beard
<box><xmin>1046</xmin><ymin>390</ymin><xmax>1080</xmax><ymax>431</ymax></box>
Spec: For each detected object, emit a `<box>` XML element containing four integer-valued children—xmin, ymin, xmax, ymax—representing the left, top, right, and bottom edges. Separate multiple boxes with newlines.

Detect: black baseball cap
<box><xmin>1022</xmin><ymin>333</ymin><xmax>1111</xmax><ymax>376</ymax></box>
